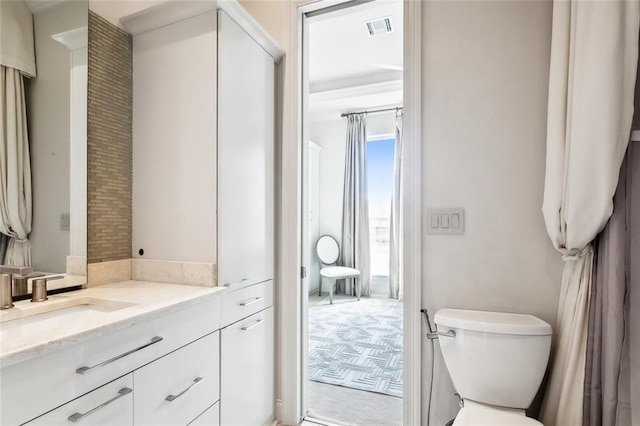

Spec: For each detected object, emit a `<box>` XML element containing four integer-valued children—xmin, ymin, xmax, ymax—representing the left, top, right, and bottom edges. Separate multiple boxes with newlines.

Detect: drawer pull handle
<box><xmin>224</xmin><ymin>278</ymin><xmax>250</xmax><ymax>287</ymax></box>
<box><xmin>241</xmin><ymin>318</ymin><xmax>264</xmax><ymax>331</ymax></box>
<box><xmin>165</xmin><ymin>377</ymin><xmax>204</xmax><ymax>402</ymax></box>
<box><xmin>76</xmin><ymin>336</ymin><xmax>163</xmax><ymax>374</ymax></box>
<box><xmin>239</xmin><ymin>297</ymin><xmax>264</xmax><ymax>307</ymax></box>
<box><xmin>68</xmin><ymin>387</ymin><xmax>132</xmax><ymax>423</ymax></box>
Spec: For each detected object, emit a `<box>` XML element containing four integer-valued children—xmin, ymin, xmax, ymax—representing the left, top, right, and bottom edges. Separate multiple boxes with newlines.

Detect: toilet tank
<box><xmin>434</xmin><ymin>309</ymin><xmax>552</xmax><ymax>409</ymax></box>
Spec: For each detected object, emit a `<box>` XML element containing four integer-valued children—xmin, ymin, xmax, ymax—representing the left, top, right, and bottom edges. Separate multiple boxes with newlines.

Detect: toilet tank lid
<box><xmin>434</xmin><ymin>309</ymin><xmax>552</xmax><ymax>336</ymax></box>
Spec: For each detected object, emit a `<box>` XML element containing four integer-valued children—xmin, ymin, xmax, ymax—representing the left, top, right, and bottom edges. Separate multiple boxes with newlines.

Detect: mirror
<box><xmin>1</xmin><ymin>0</ymin><xmax>88</xmax><ymax>295</ymax></box>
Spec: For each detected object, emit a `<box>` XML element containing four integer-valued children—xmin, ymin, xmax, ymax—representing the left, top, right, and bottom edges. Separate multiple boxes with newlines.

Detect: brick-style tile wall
<box><xmin>87</xmin><ymin>11</ymin><xmax>133</xmax><ymax>264</ymax></box>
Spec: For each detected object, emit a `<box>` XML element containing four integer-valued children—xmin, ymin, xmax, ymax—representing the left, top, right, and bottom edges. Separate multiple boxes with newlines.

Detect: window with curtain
<box><xmin>366</xmin><ymin>138</ymin><xmax>395</xmax><ymax>290</ymax></box>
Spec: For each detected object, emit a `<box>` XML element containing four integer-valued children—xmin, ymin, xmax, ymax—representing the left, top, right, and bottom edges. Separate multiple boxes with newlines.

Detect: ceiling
<box><xmin>307</xmin><ymin>0</ymin><xmax>403</xmax><ymax>121</ymax></box>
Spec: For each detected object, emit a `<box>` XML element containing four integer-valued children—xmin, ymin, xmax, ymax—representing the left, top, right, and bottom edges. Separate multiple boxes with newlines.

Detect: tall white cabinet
<box><xmin>123</xmin><ymin>3</ymin><xmax>278</xmax><ymax>425</ymax></box>
<box><xmin>217</xmin><ymin>10</ymin><xmax>275</xmax><ymax>426</ymax></box>
<box><xmin>217</xmin><ymin>11</ymin><xmax>274</xmax><ymax>288</ymax></box>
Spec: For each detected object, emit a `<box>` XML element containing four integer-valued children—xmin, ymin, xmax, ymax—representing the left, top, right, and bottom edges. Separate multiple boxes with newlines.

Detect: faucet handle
<box><xmin>0</xmin><ymin>274</ymin><xmax>14</xmax><ymax>309</ymax></box>
<box><xmin>31</xmin><ymin>275</ymin><xmax>64</xmax><ymax>303</ymax></box>
<box><xmin>0</xmin><ymin>265</ymin><xmax>33</xmax><ymax>276</ymax></box>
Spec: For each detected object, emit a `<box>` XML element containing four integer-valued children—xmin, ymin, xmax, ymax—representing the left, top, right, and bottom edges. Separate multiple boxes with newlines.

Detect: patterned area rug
<box><xmin>308</xmin><ymin>297</ymin><xmax>403</xmax><ymax>398</ymax></box>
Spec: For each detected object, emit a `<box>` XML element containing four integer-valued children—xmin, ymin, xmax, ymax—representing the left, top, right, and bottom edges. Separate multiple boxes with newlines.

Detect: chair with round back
<box><xmin>316</xmin><ymin>235</ymin><xmax>361</xmax><ymax>304</ymax></box>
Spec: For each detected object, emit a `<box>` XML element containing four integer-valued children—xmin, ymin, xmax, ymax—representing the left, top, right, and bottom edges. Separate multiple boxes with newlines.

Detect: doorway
<box><xmin>302</xmin><ymin>2</ymin><xmax>404</xmax><ymax>424</ymax></box>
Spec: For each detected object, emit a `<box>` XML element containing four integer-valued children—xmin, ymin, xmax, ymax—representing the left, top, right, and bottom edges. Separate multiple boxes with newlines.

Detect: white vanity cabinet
<box><xmin>220</xmin><ymin>280</ymin><xmax>275</xmax><ymax>426</ymax></box>
<box><xmin>134</xmin><ymin>331</ymin><xmax>220</xmax><ymax>426</ymax></box>
<box><xmin>24</xmin><ymin>375</ymin><xmax>134</xmax><ymax>426</ymax></box>
<box><xmin>216</xmin><ymin>9</ymin><xmax>276</xmax><ymax>425</ymax></box>
<box><xmin>1</xmin><ymin>296</ymin><xmax>222</xmax><ymax>426</ymax></box>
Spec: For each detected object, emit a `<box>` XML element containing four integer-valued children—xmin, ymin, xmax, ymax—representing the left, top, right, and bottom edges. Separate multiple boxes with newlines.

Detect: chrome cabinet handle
<box><xmin>239</xmin><ymin>297</ymin><xmax>264</xmax><ymax>307</ymax></box>
<box><xmin>76</xmin><ymin>336</ymin><xmax>163</xmax><ymax>374</ymax></box>
<box><xmin>165</xmin><ymin>377</ymin><xmax>204</xmax><ymax>402</ymax></box>
<box><xmin>224</xmin><ymin>278</ymin><xmax>249</xmax><ymax>287</ymax></box>
<box><xmin>68</xmin><ymin>387</ymin><xmax>132</xmax><ymax>423</ymax></box>
<box><xmin>241</xmin><ymin>318</ymin><xmax>264</xmax><ymax>331</ymax></box>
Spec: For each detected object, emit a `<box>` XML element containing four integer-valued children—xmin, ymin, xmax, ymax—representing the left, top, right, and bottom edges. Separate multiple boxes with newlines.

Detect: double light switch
<box><xmin>427</xmin><ymin>208</ymin><xmax>464</xmax><ymax>235</ymax></box>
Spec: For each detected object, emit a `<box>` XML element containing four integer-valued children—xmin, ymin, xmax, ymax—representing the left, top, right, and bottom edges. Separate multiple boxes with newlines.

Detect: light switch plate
<box><xmin>427</xmin><ymin>208</ymin><xmax>464</xmax><ymax>235</ymax></box>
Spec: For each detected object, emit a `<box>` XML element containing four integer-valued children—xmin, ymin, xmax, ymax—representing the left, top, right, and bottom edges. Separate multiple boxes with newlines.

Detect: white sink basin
<box><xmin>0</xmin><ymin>298</ymin><xmax>135</xmax><ymax>342</ymax></box>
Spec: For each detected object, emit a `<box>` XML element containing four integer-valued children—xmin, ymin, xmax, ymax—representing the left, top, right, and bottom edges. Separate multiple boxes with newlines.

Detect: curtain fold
<box><xmin>0</xmin><ymin>65</ymin><xmax>32</xmax><ymax>266</ymax></box>
<box><xmin>0</xmin><ymin>0</ymin><xmax>36</xmax><ymax>78</ymax></box>
<box><xmin>388</xmin><ymin>111</ymin><xmax>403</xmax><ymax>299</ymax></box>
<box><xmin>340</xmin><ymin>114</ymin><xmax>371</xmax><ymax>296</ymax></box>
<box><xmin>540</xmin><ymin>1</ymin><xmax>639</xmax><ymax>425</ymax></box>
<box><xmin>584</xmin><ymin>142</ymin><xmax>638</xmax><ymax>426</ymax></box>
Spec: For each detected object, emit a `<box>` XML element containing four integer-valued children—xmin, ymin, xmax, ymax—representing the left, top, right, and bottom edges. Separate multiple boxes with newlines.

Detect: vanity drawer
<box><xmin>24</xmin><ymin>374</ymin><xmax>133</xmax><ymax>425</ymax></box>
<box><xmin>221</xmin><ymin>280</ymin><xmax>273</xmax><ymax>327</ymax></box>
<box><xmin>1</xmin><ymin>297</ymin><xmax>221</xmax><ymax>425</ymax></box>
<box><xmin>134</xmin><ymin>331</ymin><xmax>220</xmax><ymax>426</ymax></box>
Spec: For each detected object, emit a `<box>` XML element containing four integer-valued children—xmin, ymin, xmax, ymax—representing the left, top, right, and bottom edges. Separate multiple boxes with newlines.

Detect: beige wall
<box><xmin>89</xmin><ymin>0</ymin><xmax>165</xmax><ymax>27</ymax></box>
<box><xmin>246</xmin><ymin>1</ymin><xmax>564</xmax><ymax>423</ymax></box>
<box><xmin>421</xmin><ymin>1</ymin><xmax>563</xmax><ymax>423</ymax></box>
<box><xmin>237</xmin><ymin>0</ymin><xmax>287</xmax><ymax>49</ymax></box>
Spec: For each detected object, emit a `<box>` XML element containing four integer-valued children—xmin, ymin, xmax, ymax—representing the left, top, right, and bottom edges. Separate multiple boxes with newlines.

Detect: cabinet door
<box><xmin>189</xmin><ymin>402</ymin><xmax>219</xmax><ymax>426</ymax></box>
<box><xmin>221</xmin><ymin>307</ymin><xmax>274</xmax><ymax>426</ymax></box>
<box><xmin>217</xmin><ymin>10</ymin><xmax>275</xmax><ymax>287</ymax></box>
<box><xmin>134</xmin><ymin>331</ymin><xmax>220</xmax><ymax>426</ymax></box>
<box><xmin>24</xmin><ymin>374</ymin><xmax>133</xmax><ymax>425</ymax></box>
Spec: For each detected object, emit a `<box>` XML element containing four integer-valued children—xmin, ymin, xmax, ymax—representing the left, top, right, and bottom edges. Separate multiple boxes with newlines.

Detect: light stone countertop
<box><xmin>0</xmin><ymin>281</ymin><xmax>227</xmax><ymax>368</ymax></box>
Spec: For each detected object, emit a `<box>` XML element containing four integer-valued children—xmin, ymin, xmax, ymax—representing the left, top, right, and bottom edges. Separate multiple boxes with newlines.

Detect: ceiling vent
<box><xmin>366</xmin><ymin>17</ymin><xmax>393</xmax><ymax>37</ymax></box>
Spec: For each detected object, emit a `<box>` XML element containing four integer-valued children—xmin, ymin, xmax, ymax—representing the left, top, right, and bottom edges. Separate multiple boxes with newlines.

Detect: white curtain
<box><xmin>0</xmin><ymin>66</ymin><xmax>32</xmax><ymax>266</ymax></box>
<box><xmin>540</xmin><ymin>1</ymin><xmax>639</xmax><ymax>425</ymax></box>
<box><xmin>340</xmin><ymin>114</ymin><xmax>371</xmax><ymax>296</ymax></box>
<box><xmin>388</xmin><ymin>110</ymin><xmax>403</xmax><ymax>299</ymax></box>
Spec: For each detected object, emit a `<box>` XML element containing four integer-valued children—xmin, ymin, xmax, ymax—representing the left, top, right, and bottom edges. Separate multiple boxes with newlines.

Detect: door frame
<box><xmin>277</xmin><ymin>0</ymin><xmax>423</xmax><ymax>424</ymax></box>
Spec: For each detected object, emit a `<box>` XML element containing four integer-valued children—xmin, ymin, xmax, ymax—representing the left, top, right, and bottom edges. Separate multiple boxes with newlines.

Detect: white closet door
<box><xmin>307</xmin><ymin>142</ymin><xmax>321</xmax><ymax>292</ymax></box>
<box><xmin>217</xmin><ymin>11</ymin><xmax>274</xmax><ymax>287</ymax></box>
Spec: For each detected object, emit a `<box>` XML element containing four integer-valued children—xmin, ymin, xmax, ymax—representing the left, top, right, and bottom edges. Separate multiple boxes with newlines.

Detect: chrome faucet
<box><xmin>0</xmin><ymin>266</ymin><xmax>33</xmax><ymax>310</ymax></box>
<box><xmin>31</xmin><ymin>275</ymin><xmax>64</xmax><ymax>302</ymax></box>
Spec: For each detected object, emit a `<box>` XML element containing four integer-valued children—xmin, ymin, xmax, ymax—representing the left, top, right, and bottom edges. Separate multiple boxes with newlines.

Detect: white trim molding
<box><xmin>278</xmin><ymin>0</ymin><xmax>422</xmax><ymax>424</ymax></box>
<box><xmin>402</xmin><ymin>0</ymin><xmax>422</xmax><ymax>424</ymax></box>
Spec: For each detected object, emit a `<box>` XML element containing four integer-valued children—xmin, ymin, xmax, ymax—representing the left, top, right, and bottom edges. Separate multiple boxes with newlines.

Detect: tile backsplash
<box><xmin>87</xmin><ymin>11</ymin><xmax>133</xmax><ymax>264</ymax></box>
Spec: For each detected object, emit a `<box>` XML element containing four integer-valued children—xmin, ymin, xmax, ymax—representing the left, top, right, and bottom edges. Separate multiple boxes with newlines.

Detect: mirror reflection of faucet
<box><xmin>0</xmin><ymin>266</ymin><xmax>33</xmax><ymax>310</ymax></box>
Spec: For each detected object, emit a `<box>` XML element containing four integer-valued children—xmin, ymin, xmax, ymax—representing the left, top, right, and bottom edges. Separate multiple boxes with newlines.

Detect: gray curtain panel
<box><xmin>584</xmin><ymin>141</ymin><xmax>640</xmax><ymax>426</ymax></box>
<box><xmin>340</xmin><ymin>114</ymin><xmax>371</xmax><ymax>296</ymax></box>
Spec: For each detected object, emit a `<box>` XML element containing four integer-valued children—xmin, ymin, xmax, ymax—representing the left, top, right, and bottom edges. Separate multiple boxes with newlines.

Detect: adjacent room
<box><xmin>303</xmin><ymin>1</ymin><xmax>404</xmax><ymax>425</ymax></box>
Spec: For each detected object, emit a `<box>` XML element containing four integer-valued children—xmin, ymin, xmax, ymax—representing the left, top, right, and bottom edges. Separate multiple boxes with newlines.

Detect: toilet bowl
<box><xmin>434</xmin><ymin>308</ymin><xmax>552</xmax><ymax>425</ymax></box>
<box><xmin>454</xmin><ymin>401</ymin><xmax>542</xmax><ymax>425</ymax></box>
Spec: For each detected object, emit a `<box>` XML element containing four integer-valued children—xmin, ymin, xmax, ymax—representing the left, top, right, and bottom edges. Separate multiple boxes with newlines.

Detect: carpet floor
<box><xmin>308</xmin><ymin>296</ymin><xmax>403</xmax><ymax>398</ymax></box>
<box><xmin>307</xmin><ymin>381</ymin><xmax>402</xmax><ymax>426</ymax></box>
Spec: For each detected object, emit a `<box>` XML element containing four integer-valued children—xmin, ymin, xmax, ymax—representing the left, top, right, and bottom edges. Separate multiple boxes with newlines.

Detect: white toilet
<box><xmin>434</xmin><ymin>308</ymin><xmax>552</xmax><ymax>425</ymax></box>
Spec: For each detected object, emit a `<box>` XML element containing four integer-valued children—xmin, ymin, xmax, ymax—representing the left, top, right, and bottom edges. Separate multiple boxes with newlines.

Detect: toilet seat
<box><xmin>453</xmin><ymin>403</ymin><xmax>543</xmax><ymax>425</ymax></box>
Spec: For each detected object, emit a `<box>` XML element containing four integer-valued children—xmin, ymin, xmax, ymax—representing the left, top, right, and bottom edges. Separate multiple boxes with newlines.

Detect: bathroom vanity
<box><xmin>0</xmin><ymin>0</ymin><xmax>280</xmax><ymax>424</ymax></box>
<box><xmin>0</xmin><ymin>279</ymin><xmax>274</xmax><ymax>425</ymax></box>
